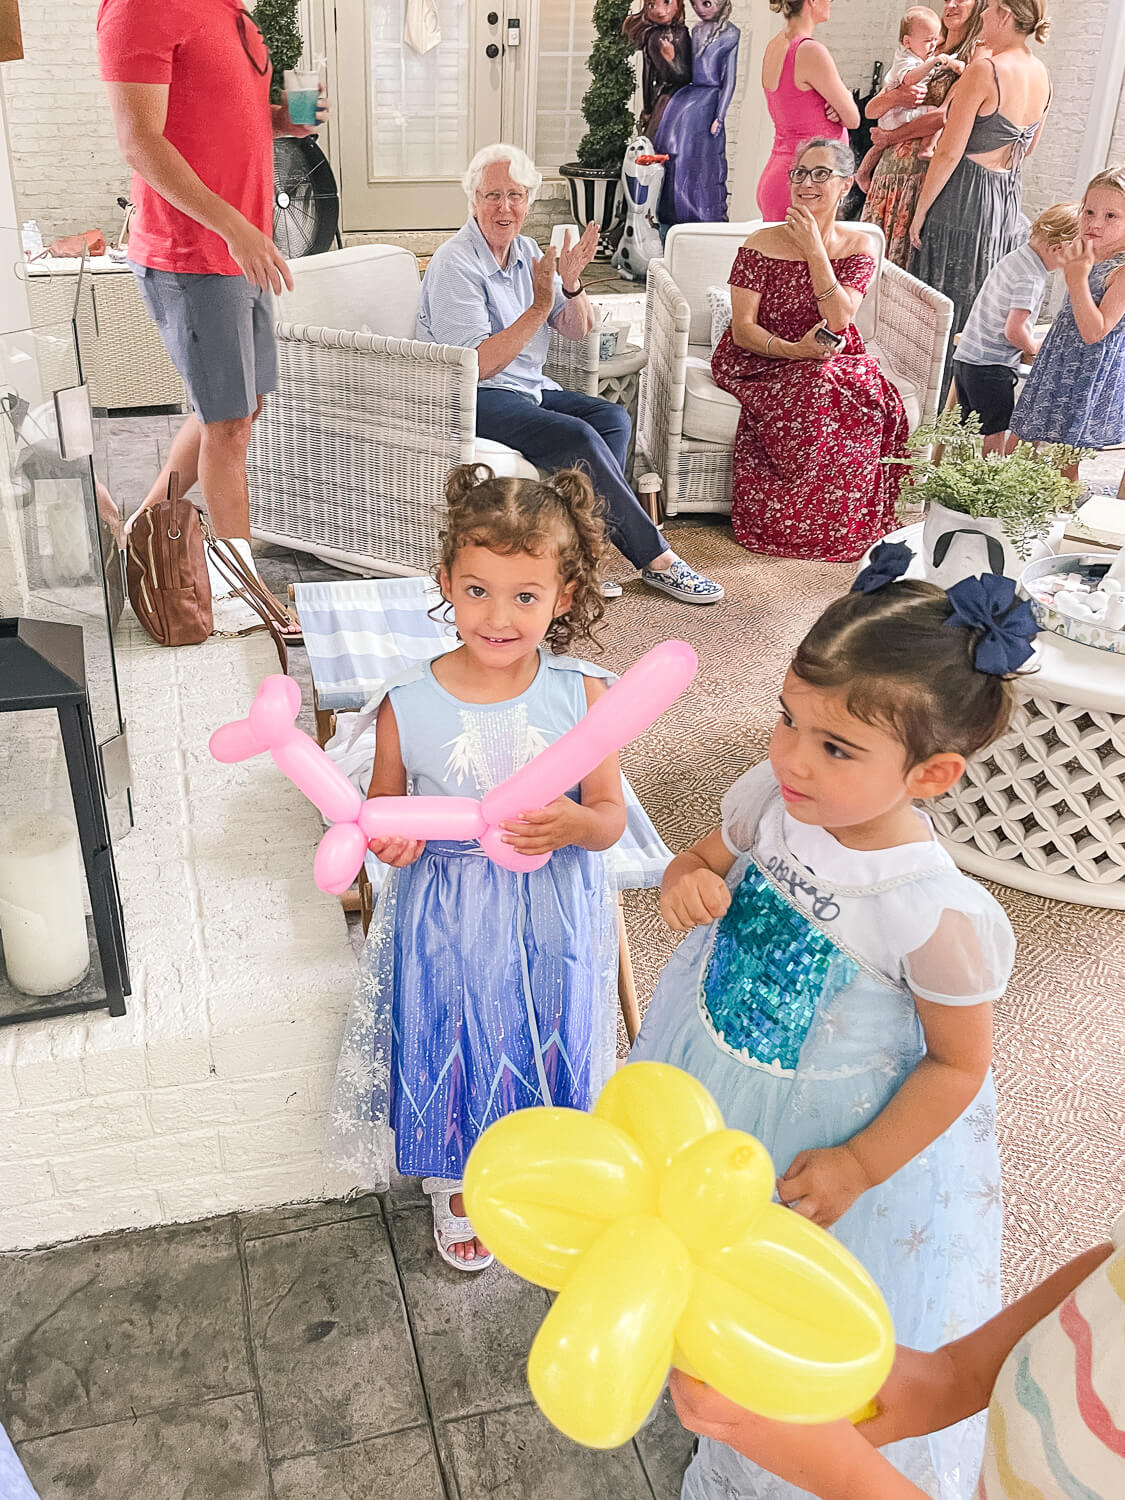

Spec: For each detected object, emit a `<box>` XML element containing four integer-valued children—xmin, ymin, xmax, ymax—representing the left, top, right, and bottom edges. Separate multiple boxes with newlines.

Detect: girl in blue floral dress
<box><xmin>327</xmin><ymin>465</ymin><xmax>668</xmax><ymax>1271</ymax></box>
<box><xmin>631</xmin><ymin>545</ymin><xmax>1039</xmax><ymax>1500</ymax></box>
<box><xmin>1012</xmin><ymin>167</ymin><xmax>1125</xmax><ymax>457</ymax></box>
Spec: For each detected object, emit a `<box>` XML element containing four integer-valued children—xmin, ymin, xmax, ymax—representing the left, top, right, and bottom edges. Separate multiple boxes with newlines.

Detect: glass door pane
<box><xmin>336</xmin><ymin>0</ymin><xmax>505</xmax><ymax>232</ymax></box>
<box><xmin>368</xmin><ymin>0</ymin><xmax>471</xmax><ymax>179</ymax></box>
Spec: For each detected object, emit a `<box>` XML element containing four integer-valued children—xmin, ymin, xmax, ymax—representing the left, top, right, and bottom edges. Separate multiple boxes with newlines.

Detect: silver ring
<box><xmin>167</xmin><ymin>527</ymin><xmax>181</xmax><ymax>540</ymax></box>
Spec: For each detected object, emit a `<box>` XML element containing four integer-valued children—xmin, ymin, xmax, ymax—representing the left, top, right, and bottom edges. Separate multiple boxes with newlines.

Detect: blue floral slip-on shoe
<box><xmin>641</xmin><ymin>556</ymin><xmax>724</xmax><ymax>604</ymax></box>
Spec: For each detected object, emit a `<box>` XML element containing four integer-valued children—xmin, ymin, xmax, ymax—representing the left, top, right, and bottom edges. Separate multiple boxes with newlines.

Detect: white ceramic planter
<box><xmin>921</xmin><ymin>501</ymin><xmax>1021</xmax><ymax>589</ymax></box>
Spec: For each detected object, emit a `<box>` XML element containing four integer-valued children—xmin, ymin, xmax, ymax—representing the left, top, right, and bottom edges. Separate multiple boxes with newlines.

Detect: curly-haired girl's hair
<box><xmin>436</xmin><ymin>464</ymin><xmax>608</xmax><ymax>653</ymax></box>
<box><xmin>792</xmin><ymin>580</ymin><xmax>1022</xmax><ymax>767</ymax></box>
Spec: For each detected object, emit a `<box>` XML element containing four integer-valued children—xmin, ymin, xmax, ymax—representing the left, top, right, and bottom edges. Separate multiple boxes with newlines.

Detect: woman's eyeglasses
<box><xmin>788</xmin><ymin>166</ymin><xmax>847</xmax><ymax>184</ymax></box>
<box><xmin>481</xmin><ymin>190</ymin><xmax>529</xmax><ymax>206</ymax></box>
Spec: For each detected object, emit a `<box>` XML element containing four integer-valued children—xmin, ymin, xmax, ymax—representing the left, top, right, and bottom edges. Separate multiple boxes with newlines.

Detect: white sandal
<box><xmin>423</xmin><ymin>1179</ymin><xmax>493</xmax><ymax>1272</ymax></box>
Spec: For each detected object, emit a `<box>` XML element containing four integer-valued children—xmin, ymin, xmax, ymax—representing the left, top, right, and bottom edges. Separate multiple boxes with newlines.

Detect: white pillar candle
<box><xmin>0</xmin><ymin>814</ymin><xmax>90</xmax><ymax>997</ymax></box>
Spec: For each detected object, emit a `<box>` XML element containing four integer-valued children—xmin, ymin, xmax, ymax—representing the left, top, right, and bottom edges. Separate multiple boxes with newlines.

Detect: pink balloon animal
<box><xmin>209</xmin><ymin>640</ymin><xmax>698</xmax><ymax>894</ymax></box>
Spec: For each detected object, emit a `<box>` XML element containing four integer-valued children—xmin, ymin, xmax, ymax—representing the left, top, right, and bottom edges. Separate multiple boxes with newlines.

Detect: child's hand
<box><xmin>661</xmin><ymin>869</ymin><xmax>732</xmax><ymax>932</ymax></box>
<box><xmin>501</xmin><ymin>797</ymin><xmax>581</xmax><ymax>856</ymax></box>
<box><xmin>659</xmin><ymin>36</ymin><xmax>676</xmax><ymax>62</ymax></box>
<box><xmin>777</xmin><ymin>1144</ymin><xmax>871</xmax><ymax>1228</ymax></box>
<box><xmin>367</xmin><ymin>835</ymin><xmax>425</xmax><ymax>867</ymax></box>
<box><xmin>1061</xmin><ymin>236</ymin><xmax>1097</xmax><ymax>279</ymax></box>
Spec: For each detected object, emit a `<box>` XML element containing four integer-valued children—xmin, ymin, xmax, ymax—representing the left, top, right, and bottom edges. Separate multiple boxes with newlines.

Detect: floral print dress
<box><xmin>711</xmin><ymin>247</ymin><xmax>908</xmax><ymax>562</ymax></box>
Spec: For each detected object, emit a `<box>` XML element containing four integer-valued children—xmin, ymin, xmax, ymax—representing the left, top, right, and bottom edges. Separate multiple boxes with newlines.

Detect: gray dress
<box><xmin>913</xmin><ymin>60</ymin><xmax>1049</xmax><ymax>338</ymax></box>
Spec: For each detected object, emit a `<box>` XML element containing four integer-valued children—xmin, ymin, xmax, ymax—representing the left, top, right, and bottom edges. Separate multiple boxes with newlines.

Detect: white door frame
<box><xmin>728</xmin><ymin>1</ymin><xmax>780</xmax><ymax>223</ymax></box>
<box><xmin>1072</xmin><ymin>6</ymin><xmax>1125</xmax><ymax>193</ymax></box>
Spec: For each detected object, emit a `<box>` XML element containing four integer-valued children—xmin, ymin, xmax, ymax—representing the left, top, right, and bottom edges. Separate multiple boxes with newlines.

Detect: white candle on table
<box><xmin>0</xmin><ymin>814</ymin><xmax>90</xmax><ymax>996</ymax></box>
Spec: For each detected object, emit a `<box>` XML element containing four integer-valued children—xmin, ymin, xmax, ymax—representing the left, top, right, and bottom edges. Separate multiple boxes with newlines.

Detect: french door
<box><xmin>332</xmin><ymin>1</ymin><xmax>595</xmax><ymax>234</ymax></box>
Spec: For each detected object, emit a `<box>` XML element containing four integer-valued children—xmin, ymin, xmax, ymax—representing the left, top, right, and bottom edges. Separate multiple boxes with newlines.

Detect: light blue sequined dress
<box><xmin>327</xmin><ymin>651</ymin><xmax>650</xmax><ymax>1187</ymax></box>
<box><xmin>632</xmin><ymin>764</ymin><xmax>1013</xmax><ymax>1500</ymax></box>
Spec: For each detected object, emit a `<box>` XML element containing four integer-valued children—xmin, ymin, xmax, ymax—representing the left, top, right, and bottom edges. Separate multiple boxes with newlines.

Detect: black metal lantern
<box><xmin>0</xmin><ymin>617</ymin><xmax>129</xmax><ymax>1024</ymax></box>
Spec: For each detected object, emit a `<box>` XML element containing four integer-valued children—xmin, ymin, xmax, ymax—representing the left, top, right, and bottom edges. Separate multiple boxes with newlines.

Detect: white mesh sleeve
<box><xmin>719</xmin><ymin>761</ymin><xmax>778</xmax><ymax>856</ymax></box>
<box><xmin>903</xmin><ymin>901</ymin><xmax>1016</xmax><ymax>1006</ymax></box>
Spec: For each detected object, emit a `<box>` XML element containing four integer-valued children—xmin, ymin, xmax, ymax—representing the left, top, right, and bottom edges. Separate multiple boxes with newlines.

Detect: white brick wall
<box><xmin>1</xmin><ymin>0</ymin><xmax>128</xmax><ymax>242</ymax></box>
<box><xmin>1021</xmin><ymin>0</ymin><xmax>1111</xmax><ymax>214</ymax></box>
<box><xmin>0</xmin><ymin>626</ymin><xmax>360</xmax><ymax>1253</ymax></box>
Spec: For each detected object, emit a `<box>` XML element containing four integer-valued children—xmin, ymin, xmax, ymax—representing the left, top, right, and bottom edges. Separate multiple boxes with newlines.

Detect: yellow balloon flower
<box><xmin>463</xmin><ymin>1062</ymin><xmax>894</xmax><ymax>1450</ymax></box>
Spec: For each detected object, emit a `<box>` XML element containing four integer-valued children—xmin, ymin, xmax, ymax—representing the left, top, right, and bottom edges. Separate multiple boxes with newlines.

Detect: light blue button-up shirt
<box><xmin>416</xmin><ymin>215</ymin><xmax>567</xmax><ymax>403</ymax></box>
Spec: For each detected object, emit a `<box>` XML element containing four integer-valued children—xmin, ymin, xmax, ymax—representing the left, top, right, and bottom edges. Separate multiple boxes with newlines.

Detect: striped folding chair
<box><xmin>292</xmin><ymin>576</ymin><xmax>671</xmax><ymax>1040</ymax></box>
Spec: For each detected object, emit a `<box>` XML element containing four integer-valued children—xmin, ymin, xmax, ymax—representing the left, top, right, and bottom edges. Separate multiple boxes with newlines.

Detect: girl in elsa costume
<box><xmin>327</xmin><ymin>465</ymin><xmax>667</xmax><ymax>1271</ymax></box>
<box><xmin>630</xmin><ymin>543</ymin><xmax>1038</xmax><ymax>1500</ymax></box>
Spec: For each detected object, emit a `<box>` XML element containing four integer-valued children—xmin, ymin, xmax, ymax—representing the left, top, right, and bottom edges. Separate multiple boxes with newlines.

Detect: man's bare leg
<box><xmin>126</xmin><ymin>414</ymin><xmax>203</xmax><ymax>527</ymax></box>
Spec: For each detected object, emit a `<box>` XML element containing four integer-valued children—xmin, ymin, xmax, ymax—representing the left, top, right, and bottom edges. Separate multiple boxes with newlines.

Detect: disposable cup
<box><xmin>284</xmin><ymin>69</ymin><xmax>320</xmax><ymax>128</ymax></box>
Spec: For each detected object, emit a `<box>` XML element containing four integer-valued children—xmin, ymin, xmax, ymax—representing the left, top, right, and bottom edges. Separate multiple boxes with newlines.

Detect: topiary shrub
<box><xmin>575</xmin><ymin>0</ymin><xmax>636</xmax><ymax>170</ymax></box>
<box><xmin>252</xmin><ymin>0</ymin><xmax>304</xmax><ymax>104</ymax></box>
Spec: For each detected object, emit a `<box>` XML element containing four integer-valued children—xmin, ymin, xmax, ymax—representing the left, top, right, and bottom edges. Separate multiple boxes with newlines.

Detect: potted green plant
<box><xmin>559</xmin><ymin>0</ymin><xmax>636</xmax><ymax>255</ymax></box>
<box><xmin>889</xmin><ymin>409</ymin><xmax>1090</xmax><ymax>588</ymax></box>
<box><xmin>252</xmin><ymin>0</ymin><xmax>303</xmax><ymax>102</ymax></box>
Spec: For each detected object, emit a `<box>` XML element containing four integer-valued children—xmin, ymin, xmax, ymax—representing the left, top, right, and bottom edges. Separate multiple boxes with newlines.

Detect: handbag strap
<box><xmin>200</xmin><ymin>518</ymin><xmax>289</xmax><ymax>674</ymax></box>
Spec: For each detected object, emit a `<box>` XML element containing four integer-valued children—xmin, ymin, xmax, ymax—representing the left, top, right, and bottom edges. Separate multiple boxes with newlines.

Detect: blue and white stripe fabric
<box><xmin>292</xmin><ymin>577</ymin><xmax>672</xmax><ymax>890</ymax></box>
<box><xmin>957</xmin><ymin>241</ymin><xmax>1049</xmax><ymax>370</ymax></box>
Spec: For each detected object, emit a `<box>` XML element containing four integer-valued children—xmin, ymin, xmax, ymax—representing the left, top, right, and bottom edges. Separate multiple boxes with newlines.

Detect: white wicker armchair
<box><xmin>635</xmin><ymin>221</ymin><xmax>953</xmax><ymax>515</ymax></box>
<box><xmin>247</xmin><ymin>244</ymin><xmax>600</xmax><ymax>575</ymax></box>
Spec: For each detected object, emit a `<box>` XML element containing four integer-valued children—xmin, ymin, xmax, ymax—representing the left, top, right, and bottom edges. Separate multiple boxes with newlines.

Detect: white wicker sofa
<box><xmin>635</xmin><ymin>221</ymin><xmax>954</xmax><ymax>515</ymax></box>
<box><xmin>247</xmin><ymin>244</ymin><xmax>599</xmax><ymax>575</ymax></box>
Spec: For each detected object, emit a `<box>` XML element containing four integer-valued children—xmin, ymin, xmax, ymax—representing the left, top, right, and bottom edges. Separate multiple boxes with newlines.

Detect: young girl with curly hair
<box><xmin>328</xmin><ymin>465</ymin><xmax>642</xmax><ymax>1271</ymax></box>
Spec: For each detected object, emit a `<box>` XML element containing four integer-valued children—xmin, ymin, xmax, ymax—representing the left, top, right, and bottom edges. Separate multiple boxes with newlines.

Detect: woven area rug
<box><xmin>604</xmin><ymin>520</ymin><xmax>1125</xmax><ymax>1302</ymax></box>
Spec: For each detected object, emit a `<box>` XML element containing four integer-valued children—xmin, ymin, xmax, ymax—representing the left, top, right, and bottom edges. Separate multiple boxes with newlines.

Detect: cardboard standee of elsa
<box><xmin>653</xmin><ymin>0</ymin><xmax>740</xmax><ymax>225</ymax></box>
<box><xmin>622</xmin><ymin>0</ymin><xmax>692</xmax><ymax>139</ymax></box>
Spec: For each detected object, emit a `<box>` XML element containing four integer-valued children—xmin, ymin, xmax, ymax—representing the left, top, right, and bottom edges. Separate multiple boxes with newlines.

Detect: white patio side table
<box><xmin>871</xmin><ymin>525</ymin><xmax>1125</xmax><ymax>909</ymax></box>
<box><xmin>597</xmin><ymin>343</ymin><xmax>647</xmax><ymax>470</ymax></box>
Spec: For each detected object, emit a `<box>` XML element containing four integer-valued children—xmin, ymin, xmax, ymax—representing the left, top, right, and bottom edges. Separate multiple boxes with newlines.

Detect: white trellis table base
<box><xmin>877</xmin><ymin>526</ymin><xmax>1125</xmax><ymax>909</ymax></box>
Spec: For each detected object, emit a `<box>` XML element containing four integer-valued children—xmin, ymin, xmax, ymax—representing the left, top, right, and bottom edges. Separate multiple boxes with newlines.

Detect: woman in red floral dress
<box><xmin>712</xmin><ymin>137</ymin><xmax>908</xmax><ymax>562</ymax></box>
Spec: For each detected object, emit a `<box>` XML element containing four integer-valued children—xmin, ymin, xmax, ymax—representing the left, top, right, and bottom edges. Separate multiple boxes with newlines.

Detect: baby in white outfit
<box><xmin>858</xmin><ymin>7</ymin><xmax>957</xmax><ymax>191</ymax></box>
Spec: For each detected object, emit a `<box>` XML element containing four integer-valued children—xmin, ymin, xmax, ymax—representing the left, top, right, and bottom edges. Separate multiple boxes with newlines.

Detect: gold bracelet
<box><xmin>765</xmin><ymin>333</ymin><xmax>777</xmax><ymax>356</ymax></box>
<box><xmin>816</xmin><ymin>282</ymin><xmax>839</xmax><ymax>302</ymax></box>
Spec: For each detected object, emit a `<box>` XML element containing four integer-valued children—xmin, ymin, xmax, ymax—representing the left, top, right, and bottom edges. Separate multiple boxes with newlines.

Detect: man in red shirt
<box><xmin>98</xmin><ymin>0</ymin><xmax>322</xmax><ymax>635</ymax></box>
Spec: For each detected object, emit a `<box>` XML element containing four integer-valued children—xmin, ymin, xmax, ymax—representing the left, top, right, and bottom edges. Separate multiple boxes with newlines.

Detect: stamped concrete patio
<box><xmin>1</xmin><ymin>1187</ymin><xmax>693</xmax><ymax>1499</ymax></box>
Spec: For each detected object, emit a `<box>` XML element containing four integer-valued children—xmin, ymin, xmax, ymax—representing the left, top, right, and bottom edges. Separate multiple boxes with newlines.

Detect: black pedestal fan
<box><xmin>273</xmin><ymin>135</ymin><xmax>341</xmax><ymax>258</ymax></box>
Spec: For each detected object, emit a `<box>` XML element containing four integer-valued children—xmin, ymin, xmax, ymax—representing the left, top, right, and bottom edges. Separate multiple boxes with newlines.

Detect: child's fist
<box><xmin>367</xmin><ymin>834</ymin><xmax>425</xmax><ymax>867</ymax></box>
<box><xmin>661</xmin><ymin>869</ymin><xmax>731</xmax><ymax>932</ymax></box>
<box><xmin>777</xmin><ymin>1144</ymin><xmax>871</xmax><ymax>1228</ymax></box>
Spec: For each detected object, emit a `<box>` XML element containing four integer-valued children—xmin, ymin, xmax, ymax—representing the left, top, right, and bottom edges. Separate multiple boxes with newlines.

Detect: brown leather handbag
<box><xmin>126</xmin><ymin>473</ymin><xmax>212</xmax><ymax>646</ymax></box>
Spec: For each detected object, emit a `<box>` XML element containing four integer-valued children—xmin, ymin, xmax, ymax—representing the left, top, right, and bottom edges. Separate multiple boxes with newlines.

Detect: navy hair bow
<box><xmin>945</xmin><ymin>574</ymin><xmax>1039</xmax><ymax>676</ymax></box>
<box><xmin>851</xmin><ymin>541</ymin><xmax>914</xmax><ymax>594</ymax></box>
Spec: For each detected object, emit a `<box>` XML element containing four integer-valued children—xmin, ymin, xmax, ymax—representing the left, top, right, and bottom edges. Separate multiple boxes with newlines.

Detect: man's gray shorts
<box><xmin>131</xmin><ymin>263</ymin><xmax>278</xmax><ymax>424</ymax></box>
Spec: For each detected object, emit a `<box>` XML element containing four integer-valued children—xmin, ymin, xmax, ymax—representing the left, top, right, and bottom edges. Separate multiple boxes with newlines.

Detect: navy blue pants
<box><xmin>475</xmin><ymin>387</ymin><xmax>666</xmax><ymax>569</ymax></box>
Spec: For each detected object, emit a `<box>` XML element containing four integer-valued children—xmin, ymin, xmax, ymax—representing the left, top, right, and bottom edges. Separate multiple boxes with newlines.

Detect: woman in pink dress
<box><xmin>757</xmin><ymin>0</ymin><xmax>859</xmax><ymax>220</ymax></box>
<box><xmin>714</xmin><ymin>138</ymin><xmax>908</xmax><ymax>562</ymax></box>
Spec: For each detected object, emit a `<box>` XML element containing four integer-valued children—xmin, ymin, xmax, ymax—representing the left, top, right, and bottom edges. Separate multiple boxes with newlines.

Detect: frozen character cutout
<box><xmin>623</xmin><ymin>0</ymin><xmax>692</xmax><ymax>139</ymax></box>
<box><xmin>653</xmin><ymin>0</ymin><xmax>741</xmax><ymax>224</ymax></box>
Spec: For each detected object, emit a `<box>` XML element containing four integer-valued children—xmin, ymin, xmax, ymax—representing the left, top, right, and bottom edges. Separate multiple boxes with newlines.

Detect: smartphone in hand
<box><xmin>814</xmin><ymin>325</ymin><xmax>846</xmax><ymax>351</ymax></box>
